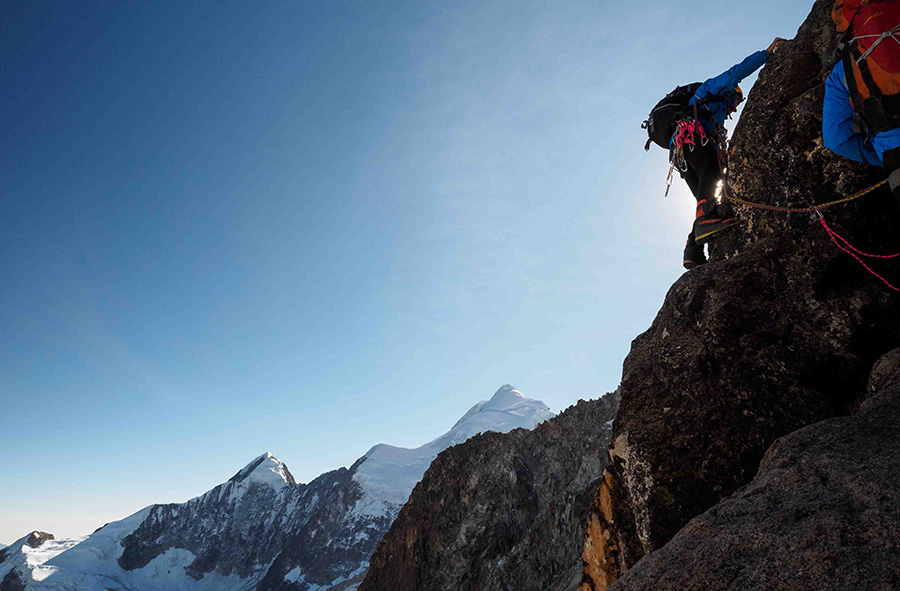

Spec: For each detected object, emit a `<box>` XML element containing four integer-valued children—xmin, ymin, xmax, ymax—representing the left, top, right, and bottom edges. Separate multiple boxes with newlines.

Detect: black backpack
<box><xmin>643</xmin><ymin>82</ymin><xmax>707</xmax><ymax>151</ymax></box>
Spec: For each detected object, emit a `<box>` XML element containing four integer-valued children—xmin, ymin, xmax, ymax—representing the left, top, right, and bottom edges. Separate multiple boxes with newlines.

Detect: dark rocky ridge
<box><xmin>0</xmin><ymin>570</ymin><xmax>24</xmax><ymax>591</ymax></box>
<box><xmin>118</xmin><ymin>461</ymin><xmax>394</xmax><ymax>590</ymax></box>
<box><xmin>23</xmin><ymin>533</ymin><xmax>52</xmax><ymax>550</ymax></box>
<box><xmin>359</xmin><ymin>392</ymin><xmax>620</xmax><ymax>591</ymax></box>
<box><xmin>585</xmin><ymin>1</ymin><xmax>900</xmax><ymax>588</ymax></box>
<box><xmin>608</xmin><ymin>348</ymin><xmax>900</xmax><ymax>591</ymax></box>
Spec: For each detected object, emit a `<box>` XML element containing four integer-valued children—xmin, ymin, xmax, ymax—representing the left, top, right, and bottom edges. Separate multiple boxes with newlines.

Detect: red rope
<box><xmin>817</xmin><ymin>216</ymin><xmax>900</xmax><ymax>293</ymax></box>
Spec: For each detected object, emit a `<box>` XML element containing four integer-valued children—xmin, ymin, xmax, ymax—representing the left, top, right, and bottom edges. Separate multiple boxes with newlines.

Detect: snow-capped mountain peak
<box><xmin>229</xmin><ymin>451</ymin><xmax>296</xmax><ymax>488</ymax></box>
<box><xmin>0</xmin><ymin>386</ymin><xmax>555</xmax><ymax>591</ymax></box>
<box><xmin>486</xmin><ymin>384</ymin><xmax>527</xmax><ymax>407</ymax></box>
<box><xmin>353</xmin><ymin>385</ymin><xmax>555</xmax><ymax>505</ymax></box>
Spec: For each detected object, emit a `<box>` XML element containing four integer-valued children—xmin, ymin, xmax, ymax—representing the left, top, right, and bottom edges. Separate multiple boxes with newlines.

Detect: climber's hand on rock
<box><xmin>768</xmin><ymin>37</ymin><xmax>787</xmax><ymax>55</ymax></box>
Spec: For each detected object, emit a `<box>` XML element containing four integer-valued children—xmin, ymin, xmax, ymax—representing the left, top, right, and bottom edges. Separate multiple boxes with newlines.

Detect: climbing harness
<box><xmin>669</xmin><ymin>119</ymin><xmax>701</xmax><ymax>175</ymax></box>
<box><xmin>666</xmin><ymin>120</ymin><xmax>729</xmax><ymax>199</ymax></box>
<box><xmin>676</xmin><ymin>120</ymin><xmax>708</xmax><ymax>149</ymax></box>
<box><xmin>670</xmin><ymin>120</ymin><xmax>718</xmax><ymax>175</ymax></box>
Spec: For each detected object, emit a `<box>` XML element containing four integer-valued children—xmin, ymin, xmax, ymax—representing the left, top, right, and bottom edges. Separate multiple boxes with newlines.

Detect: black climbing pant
<box><xmin>680</xmin><ymin>140</ymin><xmax>721</xmax><ymax>207</ymax></box>
<box><xmin>679</xmin><ymin>139</ymin><xmax>722</xmax><ymax>245</ymax></box>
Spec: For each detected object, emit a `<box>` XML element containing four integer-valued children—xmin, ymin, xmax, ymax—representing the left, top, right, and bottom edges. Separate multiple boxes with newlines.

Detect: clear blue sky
<box><xmin>0</xmin><ymin>1</ymin><xmax>811</xmax><ymax>543</ymax></box>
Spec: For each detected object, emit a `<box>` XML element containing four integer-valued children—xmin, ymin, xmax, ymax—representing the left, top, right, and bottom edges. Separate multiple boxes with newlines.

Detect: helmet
<box><xmin>730</xmin><ymin>86</ymin><xmax>745</xmax><ymax>113</ymax></box>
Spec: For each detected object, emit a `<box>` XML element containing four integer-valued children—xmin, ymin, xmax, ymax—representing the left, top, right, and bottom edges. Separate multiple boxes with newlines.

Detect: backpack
<box><xmin>643</xmin><ymin>83</ymin><xmax>711</xmax><ymax>151</ymax></box>
<box><xmin>832</xmin><ymin>0</ymin><xmax>900</xmax><ymax>134</ymax></box>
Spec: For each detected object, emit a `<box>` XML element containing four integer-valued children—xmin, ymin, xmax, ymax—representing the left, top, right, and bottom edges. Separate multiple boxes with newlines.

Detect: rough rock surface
<box><xmin>118</xmin><ymin>457</ymin><xmax>385</xmax><ymax>588</ymax></box>
<box><xmin>609</xmin><ymin>348</ymin><xmax>900</xmax><ymax>591</ymax></box>
<box><xmin>0</xmin><ymin>570</ymin><xmax>24</xmax><ymax>591</ymax></box>
<box><xmin>359</xmin><ymin>392</ymin><xmax>620</xmax><ymax>591</ymax></box>
<box><xmin>23</xmin><ymin>534</ymin><xmax>52</xmax><ymax>551</ymax></box>
<box><xmin>583</xmin><ymin>2</ymin><xmax>900</xmax><ymax>588</ymax></box>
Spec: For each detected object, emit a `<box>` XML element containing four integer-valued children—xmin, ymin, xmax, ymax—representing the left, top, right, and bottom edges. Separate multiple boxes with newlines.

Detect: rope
<box><xmin>817</xmin><ymin>214</ymin><xmax>900</xmax><ymax>259</ymax></box>
<box><xmin>817</xmin><ymin>214</ymin><xmax>900</xmax><ymax>293</ymax></box>
<box><xmin>722</xmin><ymin>176</ymin><xmax>898</xmax><ymax>292</ymax></box>
<box><xmin>726</xmin><ymin>179</ymin><xmax>888</xmax><ymax>213</ymax></box>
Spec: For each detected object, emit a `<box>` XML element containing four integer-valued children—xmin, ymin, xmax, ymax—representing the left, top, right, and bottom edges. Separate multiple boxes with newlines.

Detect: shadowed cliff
<box><xmin>584</xmin><ymin>1</ymin><xmax>900</xmax><ymax>589</ymax></box>
<box><xmin>607</xmin><ymin>348</ymin><xmax>900</xmax><ymax>591</ymax></box>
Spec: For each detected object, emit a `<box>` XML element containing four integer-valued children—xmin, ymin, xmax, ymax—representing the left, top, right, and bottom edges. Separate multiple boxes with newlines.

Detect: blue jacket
<box><xmin>822</xmin><ymin>62</ymin><xmax>900</xmax><ymax>166</ymax></box>
<box><xmin>689</xmin><ymin>50</ymin><xmax>770</xmax><ymax>131</ymax></box>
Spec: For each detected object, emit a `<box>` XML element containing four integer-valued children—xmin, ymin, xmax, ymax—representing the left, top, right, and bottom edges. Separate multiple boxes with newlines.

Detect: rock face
<box><xmin>22</xmin><ymin>536</ymin><xmax>51</xmax><ymax>551</ymax></box>
<box><xmin>0</xmin><ymin>570</ymin><xmax>24</xmax><ymax>591</ymax></box>
<box><xmin>359</xmin><ymin>391</ymin><xmax>620</xmax><ymax>591</ymax></box>
<box><xmin>608</xmin><ymin>348</ymin><xmax>900</xmax><ymax>591</ymax></box>
<box><xmin>118</xmin><ymin>452</ymin><xmax>385</xmax><ymax>588</ymax></box>
<box><xmin>583</xmin><ymin>2</ymin><xmax>900</xmax><ymax>588</ymax></box>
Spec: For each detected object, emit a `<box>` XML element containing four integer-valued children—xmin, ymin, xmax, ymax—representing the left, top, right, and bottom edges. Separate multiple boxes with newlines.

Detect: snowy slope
<box><xmin>353</xmin><ymin>385</ymin><xmax>554</xmax><ymax>504</ymax></box>
<box><xmin>0</xmin><ymin>386</ymin><xmax>554</xmax><ymax>591</ymax></box>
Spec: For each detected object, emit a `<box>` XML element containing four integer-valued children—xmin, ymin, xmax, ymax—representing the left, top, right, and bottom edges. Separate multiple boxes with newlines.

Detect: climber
<box><xmin>823</xmin><ymin>0</ymin><xmax>900</xmax><ymax>209</ymax></box>
<box><xmin>643</xmin><ymin>37</ymin><xmax>786</xmax><ymax>269</ymax></box>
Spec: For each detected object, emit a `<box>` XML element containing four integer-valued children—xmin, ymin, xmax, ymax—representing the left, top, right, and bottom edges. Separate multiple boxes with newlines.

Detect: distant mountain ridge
<box><xmin>0</xmin><ymin>386</ymin><xmax>554</xmax><ymax>591</ymax></box>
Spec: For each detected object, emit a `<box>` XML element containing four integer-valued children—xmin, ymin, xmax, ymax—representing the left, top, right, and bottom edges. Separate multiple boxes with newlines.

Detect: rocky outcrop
<box><xmin>0</xmin><ymin>570</ymin><xmax>24</xmax><ymax>591</ymax></box>
<box><xmin>23</xmin><ymin>534</ymin><xmax>52</xmax><ymax>550</ymax></box>
<box><xmin>359</xmin><ymin>392</ymin><xmax>620</xmax><ymax>591</ymax></box>
<box><xmin>584</xmin><ymin>1</ymin><xmax>900</xmax><ymax>588</ymax></box>
<box><xmin>608</xmin><ymin>348</ymin><xmax>900</xmax><ymax>591</ymax></box>
<box><xmin>117</xmin><ymin>454</ymin><xmax>393</xmax><ymax>589</ymax></box>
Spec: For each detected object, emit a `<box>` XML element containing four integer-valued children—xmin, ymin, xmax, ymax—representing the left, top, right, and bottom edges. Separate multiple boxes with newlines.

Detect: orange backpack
<box><xmin>833</xmin><ymin>0</ymin><xmax>900</xmax><ymax>133</ymax></box>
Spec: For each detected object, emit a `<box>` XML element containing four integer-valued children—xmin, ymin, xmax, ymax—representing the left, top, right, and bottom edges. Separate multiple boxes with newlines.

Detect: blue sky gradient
<box><xmin>1</xmin><ymin>1</ymin><xmax>812</xmax><ymax>542</ymax></box>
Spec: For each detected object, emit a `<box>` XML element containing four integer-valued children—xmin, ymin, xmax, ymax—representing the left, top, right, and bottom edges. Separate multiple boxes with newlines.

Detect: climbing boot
<box><xmin>693</xmin><ymin>198</ymin><xmax>736</xmax><ymax>241</ymax></box>
<box><xmin>683</xmin><ymin>234</ymin><xmax>707</xmax><ymax>269</ymax></box>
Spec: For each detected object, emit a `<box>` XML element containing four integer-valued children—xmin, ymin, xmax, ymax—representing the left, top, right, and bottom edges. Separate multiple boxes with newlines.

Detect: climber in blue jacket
<box><xmin>823</xmin><ymin>62</ymin><xmax>900</xmax><ymax>209</ymax></box>
<box><xmin>679</xmin><ymin>38</ymin><xmax>785</xmax><ymax>269</ymax></box>
<box><xmin>689</xmin><ymin>50</ymin><xmax>770</xmax><ymax>132</ymax></box>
